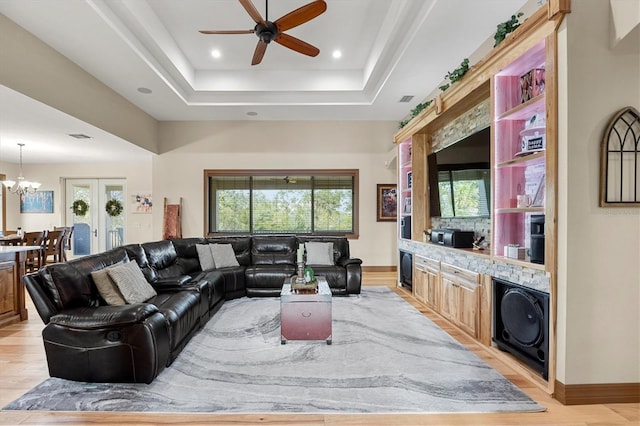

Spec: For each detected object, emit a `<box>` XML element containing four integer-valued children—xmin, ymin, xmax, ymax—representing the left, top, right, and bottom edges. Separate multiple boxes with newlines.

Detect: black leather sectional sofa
<box><xmin>24</xmin><ymin>235</ymin><xmax>362</xmax><ymax>384</ymax></box>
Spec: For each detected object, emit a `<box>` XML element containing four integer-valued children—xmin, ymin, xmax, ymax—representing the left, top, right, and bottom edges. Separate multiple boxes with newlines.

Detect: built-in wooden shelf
<box><xmin>497</xmin><ymin>151</ymin><xmax>545</xmax><ymax>168</ymax></box>
<box><xmin>497</xmin><ymin>93</ymin><xmax>545</xmax><ymax>121</ymax></box>
<box><xmin>495</xmin><ymin>207</ymin><xmax>545</xmax><ymax>214</ymax></box>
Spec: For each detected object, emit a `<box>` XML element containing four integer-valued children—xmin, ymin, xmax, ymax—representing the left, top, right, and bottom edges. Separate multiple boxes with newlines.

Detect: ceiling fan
<box><xmin>199</xmin><ymin>0</ymin><xmax>327</xmax><ymax>66</ymax></box>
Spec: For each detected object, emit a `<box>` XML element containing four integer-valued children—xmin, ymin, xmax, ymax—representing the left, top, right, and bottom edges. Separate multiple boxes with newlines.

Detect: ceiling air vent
<box><xmin>68</xmin><ymin>133</ymin><xmax>92</xmax><ymax>139</ymax></box>
<box><xmin>399</xmin><ymin>95</ymin><xmax>414</xmax><ymax>103</ymax></box>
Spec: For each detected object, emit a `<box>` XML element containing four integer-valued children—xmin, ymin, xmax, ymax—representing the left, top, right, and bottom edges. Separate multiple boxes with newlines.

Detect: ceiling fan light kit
<box><xmin>199</xmin><ymin>0</ymin><xmax>327</xmax><ymax>65</ymax></box>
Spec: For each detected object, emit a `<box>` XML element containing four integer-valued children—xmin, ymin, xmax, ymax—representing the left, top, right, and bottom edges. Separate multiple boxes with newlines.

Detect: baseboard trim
<box><xmin>554</xmin><ymin>380</ymin><xmax>640</xmax><ymax>404</ymax></box>
<box><xmin>362</xmin><ymin>266</ymin><xmax>396</xmax><ymax>272</ymax></box>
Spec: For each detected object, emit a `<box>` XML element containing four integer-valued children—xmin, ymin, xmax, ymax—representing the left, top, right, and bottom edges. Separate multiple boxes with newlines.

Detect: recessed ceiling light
<box><xmin>137</xmin><ymin>87</ymin><xmax>152</xmax><ymax>94</ymax></box>
<box><xmin>332</xmin><ymin>50</ymin><xmax>342</xmax><ymax>59</ymax></box>
<box><xmin>246</xmin><ymin>111</ymin><xmax>258</xmax><ymax>116</ymax></box>
<box><xmin>211</xmin><ymin>49</ymin><xmax>221</xmax><ymax>59</ymax></box>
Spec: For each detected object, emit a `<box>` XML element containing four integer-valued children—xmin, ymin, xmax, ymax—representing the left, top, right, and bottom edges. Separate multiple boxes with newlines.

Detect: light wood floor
<box><xmin>0</xmin><ymin>271</ymin><xmax>637</xmax><ymax>425</ymax></box>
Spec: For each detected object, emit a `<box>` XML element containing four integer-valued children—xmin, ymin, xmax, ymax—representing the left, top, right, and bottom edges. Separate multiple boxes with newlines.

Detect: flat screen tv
<box><xmin>428</xmin><ymin>126</ymin><xmax>491</xmax><ymax>218</ymax></box>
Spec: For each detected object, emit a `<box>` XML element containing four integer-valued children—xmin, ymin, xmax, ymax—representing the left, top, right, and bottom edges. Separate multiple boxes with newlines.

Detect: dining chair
<box><xmin>22</xmin><ymin>230</ymin><xmax>47</xmax><ymax>272</ymax></box>
<box><xmin>43</xmin><ymin>229</ymin><xmax>65</xmax><ymax>265</ymax></box>
<box><xmin>54</xmin><ymin>226</ymin><xmax>74</xmax><ymax>261</ymax></box>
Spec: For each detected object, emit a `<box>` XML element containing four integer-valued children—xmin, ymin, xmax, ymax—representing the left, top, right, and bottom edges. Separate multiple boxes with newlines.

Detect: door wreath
<box><xmin>71</xmin><ymin>200</ymin><xmax>89</xmax><ymax>217</ymax></box>
<box><xmin>105</xmin><ymin>199</ymin><xmax>124</xmax><ymax>217</ymax></box>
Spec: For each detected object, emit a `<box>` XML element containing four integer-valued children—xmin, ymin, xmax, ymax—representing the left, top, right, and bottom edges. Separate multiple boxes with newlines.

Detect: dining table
<box><xmin>0</xmin><ymin>234</ymin><xmax>24</xmax><ymax>246</ymax></box>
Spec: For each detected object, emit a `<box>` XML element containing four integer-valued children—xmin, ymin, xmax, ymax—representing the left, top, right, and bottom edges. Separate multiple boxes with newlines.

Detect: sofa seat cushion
<box><xmin>245</xmin><ymin>265</ymin><xmax>297</xmax><ymax>288</ymax></box>
<box><xmin>309</xmin><ymin>268</ymin><xmax>346</xmax><ymax>290</ymax></box>
<box><xmin>191</xmin><ymin>270</ymin><xmax>226</xmax><ymax>306</ymax></box>
<box><xmin>149</xmin><ymin>291</ymin><xmax>201</xmax><ymax>352</ymax></box>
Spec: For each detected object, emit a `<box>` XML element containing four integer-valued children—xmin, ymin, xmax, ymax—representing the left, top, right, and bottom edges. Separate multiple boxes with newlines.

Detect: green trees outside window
<box><xmin>206</xmin><ymin>171</ymin><xmax>357</xmax><ymax>236</ymax></box>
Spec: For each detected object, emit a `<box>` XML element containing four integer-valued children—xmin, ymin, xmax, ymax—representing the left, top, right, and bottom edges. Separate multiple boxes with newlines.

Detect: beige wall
<box><xmin>154</xmin><ymin>120</ymin><xmax>399</xmax><ymax>266</ymax></box>
<box><xmin>556</xmin><ymin>0</ymin><xmax>640</xmax><ymax>385</ymax></box>
<box><xmin>1</xmin><ymin>161</ymin><xmax>154</xmax><ymax>244</ymax></box>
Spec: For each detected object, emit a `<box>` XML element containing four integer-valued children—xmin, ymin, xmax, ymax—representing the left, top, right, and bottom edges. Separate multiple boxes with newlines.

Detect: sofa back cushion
<box><xmin>141</xmin><ymin>240</ymin><xmax>185</xmax><ymax>281</ymax></box>
<box><xmin>107</xmin><ymin>261</ymin><xmax>158</xmax><ymax>303</ymax></box>
<box><xmin>123</xmin><ymin>243</ymin><xmax>157</xmax><ymax>282</ymax></box>
<box><xmin>305</xmin><ymin>241</ymin><xmax>334</xmax><ymax>265</ymax></box>
<box><xmin>39</xmin><ymin>247</ymin><xmax>129</xmax><ymax>310</ymax></box>
<box><xmin>206</xmin><ymin>236</ymin><xmax>252</xmax><ymax>266</ymax></box>
<box><xmin>172</xmin><ymin>238</ymin><xmax>206</xmax><ymax>274</ymax></box>
<box><xmin>251</xmin><ymin>236</ymin><xmax>297</xmax><ymax>266</ymax></box>
<box><xmin>297</xmin><ymin>236</ymin><xmax>350</xmax><ymax>264</ymax></box>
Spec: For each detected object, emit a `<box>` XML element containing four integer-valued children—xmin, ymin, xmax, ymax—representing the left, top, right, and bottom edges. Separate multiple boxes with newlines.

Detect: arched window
<box><xmin>600</xmin><ymin>107</ymin><xmax>640</xmax><ymax>206</ymax></box>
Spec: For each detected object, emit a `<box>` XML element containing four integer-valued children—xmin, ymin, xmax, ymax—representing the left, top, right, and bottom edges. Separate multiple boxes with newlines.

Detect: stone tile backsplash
<box><xmin>399</xmin><ymin>239</ymin><xmax>550</xmax><ymax>294</ymax></box>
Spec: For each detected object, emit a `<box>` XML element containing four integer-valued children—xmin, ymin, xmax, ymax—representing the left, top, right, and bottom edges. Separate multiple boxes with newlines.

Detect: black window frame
<box><xmin>204</xmin><ymin>169</ymin><xmax>359</xmax><ymax>238</ymax></box>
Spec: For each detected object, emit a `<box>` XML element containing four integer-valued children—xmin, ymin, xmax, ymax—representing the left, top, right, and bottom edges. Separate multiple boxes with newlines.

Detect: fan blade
<box><xmin>252</xmin><ymin>40</ymin><xmax>268</xmax><ymax>65</ymax></box>
<box><xmin>275</xmin><ymin>0</ymin><xmax>326</xmax><ymax>32</ymax></box>
<box><xmin>239</xmin><ymin>0</ymin><xmax>266</xmax><ymax>25</ymax></box>
<box><xmin>199</xmin><ymin>29</ymin><xmax>254</xmax><ymax>35</ymax></box>
<box><xmin>275</xmin><ymin>33</ymin><xmax>319</xmax><ymax>57</ymax></box>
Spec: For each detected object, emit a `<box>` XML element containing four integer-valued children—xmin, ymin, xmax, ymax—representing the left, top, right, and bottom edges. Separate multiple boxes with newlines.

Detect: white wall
<box><xmin>154</xmin><ymin>120</ymin><xmax>399</xmax><ymax>266</ymax></box>
<box><xmin>1</xmin><ymin>161</ymin><xmax>154</xmax><ymax>244</ymax></box>
<box><xmin>556</xmin><ymin>0</ymin><xmax>640</xmax><ymax>385</ymax></box>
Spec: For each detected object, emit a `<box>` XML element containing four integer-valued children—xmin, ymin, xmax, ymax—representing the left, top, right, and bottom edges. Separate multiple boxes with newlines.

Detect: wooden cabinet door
<box><xmin>424</xmin><ymin>268</ymin><xmax>440</xmax><ymax>310</ymax></box>
<box><xmin>413</xmin><ymin>267</ymin><xmax>426</xmax><ymax>303</ymax></box>
<box><xmin>440</xmin><ymin>274</ymin><xmax>457</xmax><ymax>322</ymax></box>
<box><xmin>458</xmin><ymin>282</ymin><xmax>479</xmax><ymax>338</ymax></box>
<box><xmin>0</xmin><ymin>261</ymin><xmax>16</xmax><ymax>316</ymax></box>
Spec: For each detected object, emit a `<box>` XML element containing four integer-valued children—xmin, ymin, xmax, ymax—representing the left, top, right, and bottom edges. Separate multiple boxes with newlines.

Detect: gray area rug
<box><xmin>4</xmin><ymin>286</ymin><xmax>543</xmax><ymax>414</ymax></box>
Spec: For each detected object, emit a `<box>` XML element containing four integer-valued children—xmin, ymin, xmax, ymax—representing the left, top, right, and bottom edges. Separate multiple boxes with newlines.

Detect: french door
<box><xmin>65</xmin><ymin>179</ymin><xmax>126</xmax><ymax>256</ymax></box>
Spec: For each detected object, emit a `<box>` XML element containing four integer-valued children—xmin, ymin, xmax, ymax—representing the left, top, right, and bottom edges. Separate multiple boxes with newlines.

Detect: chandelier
<box><xmin>2</xmin><ymin>143</ymin><xmax>41</xmax><ymax>197</ymax></box>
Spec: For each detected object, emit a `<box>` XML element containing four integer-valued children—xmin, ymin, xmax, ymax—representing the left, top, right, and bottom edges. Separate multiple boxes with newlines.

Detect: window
<box><xmin>437</xmin><ymin>168</ymin><xmax>490</xmax><ymax>217</ymax></box>
<box><xmin>206</xmin><ymin>170</ymin><xmax>358</xmax><ymax>236</ymax></box>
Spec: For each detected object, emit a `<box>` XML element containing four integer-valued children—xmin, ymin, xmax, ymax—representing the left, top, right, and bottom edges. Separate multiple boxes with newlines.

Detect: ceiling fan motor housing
<box><xmin>255</xmin><ymin>21</ymin><xmax>278</xmax><ymax>43</ymax></box>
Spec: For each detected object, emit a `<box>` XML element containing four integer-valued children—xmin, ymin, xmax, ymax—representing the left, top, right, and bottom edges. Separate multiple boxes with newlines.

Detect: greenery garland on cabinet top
<box><xmin>71</xmin><ymin>199</ymin><xmax>89</xmax><ymax>217</ymax></box>
<box><xmin>398</xmin><ymin>11</ymin><xmax>526</xmax><ymax>129</ymax></box>
<box><xmin>105</xmin><ymin>199</ymin><xmax>124</xmax><ymax>217</ymax></box>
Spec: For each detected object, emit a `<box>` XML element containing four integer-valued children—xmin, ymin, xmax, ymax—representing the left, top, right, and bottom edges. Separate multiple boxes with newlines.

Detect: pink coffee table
<box><xmin>280</xmin><ymin>276</ymin><xmax>332</xmax><ymax>345</ymax></box>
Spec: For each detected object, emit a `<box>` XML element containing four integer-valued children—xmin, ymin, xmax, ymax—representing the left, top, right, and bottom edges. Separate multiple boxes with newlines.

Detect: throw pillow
<box><xmin>210</xmin><ymin>244</ymin><xmax>239</xmax><ymax>268</ymax></box>
<box><xmin>107</xmin><ymin>261</ymin><xmax>157</xmax><ymax>304</ymax></box>
<box><xmin>305</xmin><ymin>242</ymin><xmax>334</xmax><ymax>265</ymax></box>
<box><xmin>91</xmin><ymin>260</ymin><xmax>127</xmax><ymax>306</ymax></box>
<box><xmin>196</xmin><ymin>244</ymin><xmax>216</xmax><ymax>270</ymax></box>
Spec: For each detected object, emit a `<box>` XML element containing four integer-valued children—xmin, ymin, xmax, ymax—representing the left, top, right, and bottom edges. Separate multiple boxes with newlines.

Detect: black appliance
<box><xmin>493</xmin><ymin>278</ymin><xmax>549</xmax><ymax>380</ymax></box>
<box><xmin>401</xmin><ymin>216</ymin><xmax>411</xmax><ymax>240</ymax></box>
<box><xmin>530</xmin><ymin>215</ymin><xmax>545</xmax><ymax>264</ymax></box>
<box><xmin>430</xmin><ymin>228</ymin><xmax>475</xmax><ymax>248</ymax></box>
<box><xmin>399</xmin><ymin>251</ymin><xmax>412</xmax><ymax>291</ymax></box>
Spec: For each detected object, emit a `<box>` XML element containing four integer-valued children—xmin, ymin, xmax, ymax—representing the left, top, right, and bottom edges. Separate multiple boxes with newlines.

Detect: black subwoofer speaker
<box><xmin>399</xmin><ymin>251</ymin><xmax>412</xmax><ymax>290</ymax></box>
<box><xmin>493</xmin><ymin>278</ymin><xmax>549</xmax><ymax>379</ymax></box>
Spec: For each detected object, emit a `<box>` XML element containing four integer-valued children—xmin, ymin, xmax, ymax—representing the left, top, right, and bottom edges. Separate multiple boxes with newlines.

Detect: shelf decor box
<box><xmin>520</xmin><ymin>68</ymin><xmax>545</xmax><ymax>103</ymax></box>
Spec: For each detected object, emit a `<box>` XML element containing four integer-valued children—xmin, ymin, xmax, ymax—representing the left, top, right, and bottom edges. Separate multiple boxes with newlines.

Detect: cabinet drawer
<box><xmin>415</xmin><ymin>255</ymin><xmax>439</xmax><ymax>273</ymax></box>
<box><xmin>441</xmin><ymin>263</ymin><xmax>479</xmax><ymax>287</ymax></box>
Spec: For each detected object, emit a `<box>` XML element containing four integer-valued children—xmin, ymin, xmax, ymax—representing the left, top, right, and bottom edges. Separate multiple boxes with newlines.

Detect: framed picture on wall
<box><xmin>377</xmin><ymin>184</ymin><xmax>397</xmax><ymax>222</ymax></box>
<box><xmin>20</xmin><ymin>190</ymin><xmax>54</xmax><ymax>213</ymax></box>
